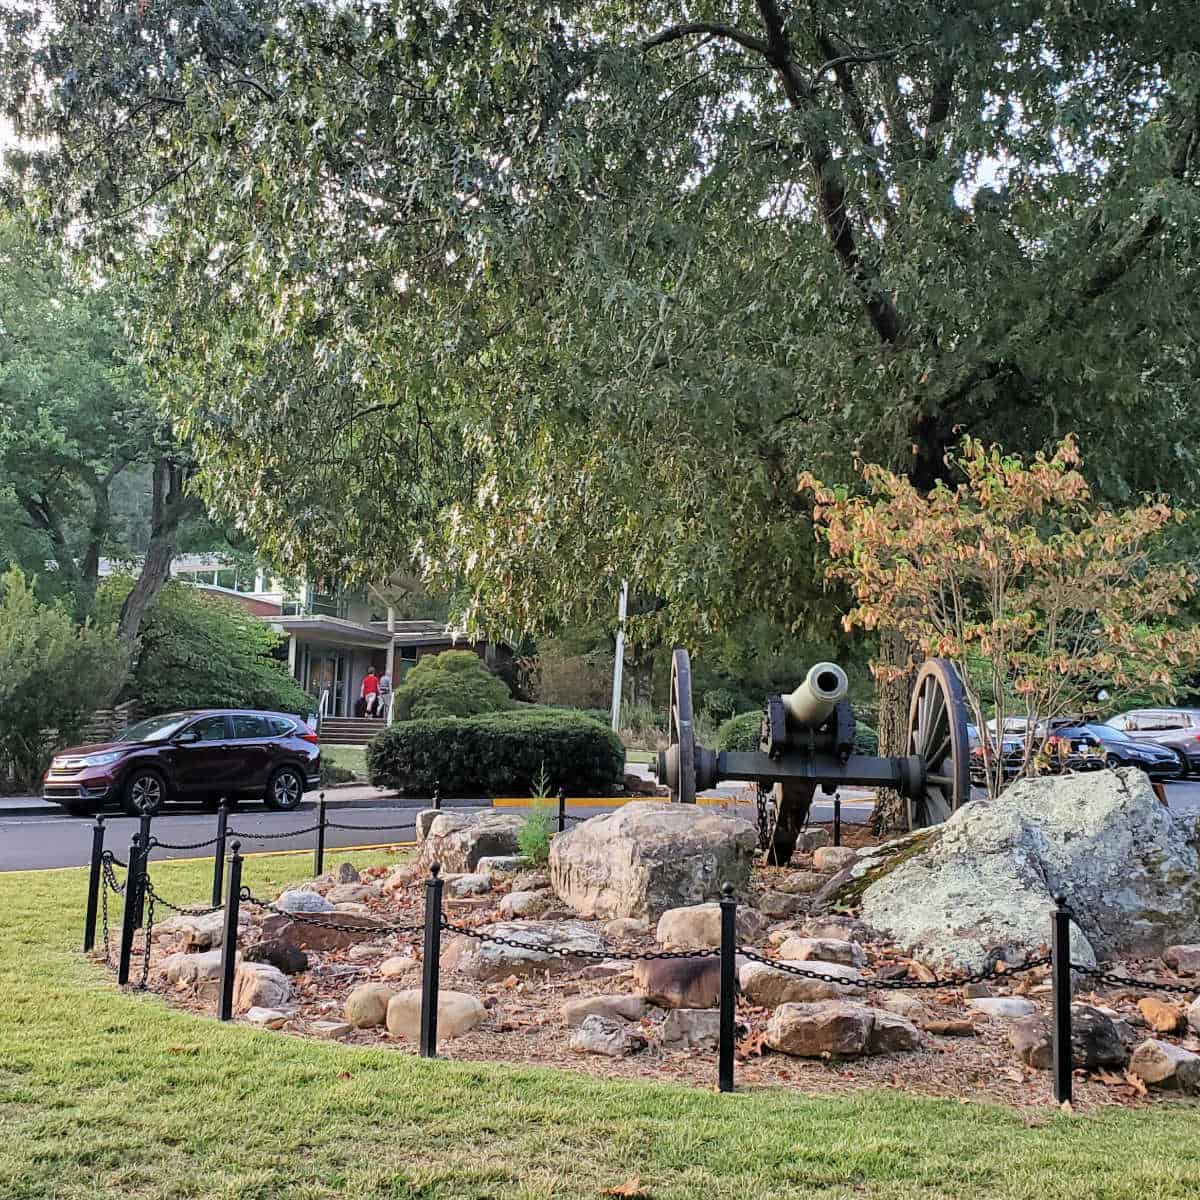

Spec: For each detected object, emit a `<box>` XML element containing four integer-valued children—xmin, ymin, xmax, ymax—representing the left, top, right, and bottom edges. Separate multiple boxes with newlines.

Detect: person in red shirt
<box><xmin>361</xmin><ymin>669</ymin><xmax>380</xmax><ymax>717</ymax></box>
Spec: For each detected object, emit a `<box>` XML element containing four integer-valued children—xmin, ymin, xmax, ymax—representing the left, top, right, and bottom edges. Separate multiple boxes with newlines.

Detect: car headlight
<box><xmin>79</xmin><ymin>751</ymin><xmax>123</xmax><ymax>767</ymax></box>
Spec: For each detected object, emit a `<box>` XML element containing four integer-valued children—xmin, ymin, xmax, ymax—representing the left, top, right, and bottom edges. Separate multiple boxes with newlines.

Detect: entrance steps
<box><xmin>319</xmin><ymin>717</ymin><xmax>387</xmax><ymax>746</ymax></box>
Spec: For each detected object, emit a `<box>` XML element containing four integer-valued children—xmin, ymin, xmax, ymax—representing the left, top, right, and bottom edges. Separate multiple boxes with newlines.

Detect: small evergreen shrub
<box><xmin>391</xmin><ymin>649</ymin><xmax>513</xmax><ymax>720</ymax></box>
<box><xmin>714</xmin><ymin>709</ymin><xmax>763</xmax><ymax>753</ymax></box>
<box><xmin>366</xmin><ymin>710</ymin><xmax>625</xmax><ymax>796</ymax></box>
<box><xmin>517</xmin><ymin>807</ymin><xmax>555</xmax><ymax>864</ymax></box>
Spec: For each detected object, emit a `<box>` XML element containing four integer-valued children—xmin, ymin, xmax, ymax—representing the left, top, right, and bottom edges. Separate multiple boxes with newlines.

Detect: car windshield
<box><xmin>116</xmin><ymin>714</ymin><xmax>191</xmax><ymax>743</ymax></box>
<box><xmin>1089</xmin><ymin>723</ymin><xmax>1130</xmax><ymax>742</ymax></box>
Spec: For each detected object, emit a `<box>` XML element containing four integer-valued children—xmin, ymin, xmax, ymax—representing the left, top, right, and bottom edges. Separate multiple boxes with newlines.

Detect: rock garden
<box><xmin>132</xmin><ymin>769</ymin><xmax>1200</xmax><ymax>1111</ymax></box>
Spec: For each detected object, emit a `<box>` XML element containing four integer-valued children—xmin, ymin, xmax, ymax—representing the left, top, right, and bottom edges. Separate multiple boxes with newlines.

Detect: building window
<box><xmin>399</xmin><ymin>645</ymin><xmax>418</xmax><ymax>660</ymax></box>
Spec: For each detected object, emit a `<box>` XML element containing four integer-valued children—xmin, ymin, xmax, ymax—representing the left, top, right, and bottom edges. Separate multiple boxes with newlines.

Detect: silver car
<box><xmin>1104</xmin><ymin>708</ymin><xmax>1200</xmax><ymax>775</ymax></box>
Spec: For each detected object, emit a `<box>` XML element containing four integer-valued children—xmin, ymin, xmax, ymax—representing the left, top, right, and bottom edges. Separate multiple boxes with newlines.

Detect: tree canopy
<box><xmin>4</xmin><ymin>1</ymin><xmax>1199</xmax><ymax>645</ymax></box>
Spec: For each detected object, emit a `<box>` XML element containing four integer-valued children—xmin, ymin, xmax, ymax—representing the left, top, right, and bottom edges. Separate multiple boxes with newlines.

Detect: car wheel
<box><xmin>1105</xmin><ymin>753</ymin><xmax>1123</xmax><ymax>770</ymax></box>
<box><xmin>264</xmin><ymin>766</ymin><xmax>304</xmax><ymax>812</ymax></box>
<box><xmin>1171</xmin><ymin>749</ymin><xmax>1189</xmax><ymax>778</ymax></box>
<box><xmin>122</xmin><ymin>768</ymin><xmax>166</xmax><ymax>817</ymax></box>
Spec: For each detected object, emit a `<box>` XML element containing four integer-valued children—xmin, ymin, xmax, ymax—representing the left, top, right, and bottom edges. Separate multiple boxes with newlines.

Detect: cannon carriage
<box><xmin>657</xmin><ymin>650</ymin><xmax>971</xmax><ymax>863</ymax></box>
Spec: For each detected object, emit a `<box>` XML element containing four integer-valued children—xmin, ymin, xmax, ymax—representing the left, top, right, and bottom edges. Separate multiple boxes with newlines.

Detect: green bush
<box><xmin>517</xmin><ymin>807</ymin><xmax>555</xmax><ymax>865</ymax></box>
<box><xmin>0</xmin><ymin>568</ymin><xmax>128</xmax><ymax>789</ymax></box>
<box><xmin>366</xmin><ymin>710</ymin><xmax>626</xmax><ymax>796</ymax></box>
<box><xmin>97</xmin><ymin>578</ymin><xmax>312</xmax><ymax>716</ymax></box>
<box><xmin>714</xmin><ymin>709</ymin><xmax>763</xmax><ymax>753</ymax></box>
<box><xmin>392</xmin><ymin>649</ymin><xmax>513</xmax><ymax>720</ymax></box>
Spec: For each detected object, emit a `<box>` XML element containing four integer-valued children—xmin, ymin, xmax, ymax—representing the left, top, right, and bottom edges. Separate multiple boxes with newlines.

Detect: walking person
<box><xmin>361</xmin><ymin>666</ymin><xmax>380</xmax><ymax>718</ymax></box>
<box><xmin>377</xmin><ymin>666</ymin><xmax>393</xmax><ymax>721</ymax></box>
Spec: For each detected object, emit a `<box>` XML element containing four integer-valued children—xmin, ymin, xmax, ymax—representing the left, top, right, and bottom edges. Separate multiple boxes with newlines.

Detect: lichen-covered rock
<box><xmin>419</xmin><ymin>811</ymin><xmax>524</xmax><ymax>872</ymax></box>
<box><xmin>772</xmin><ymin>870</ymin><xmax>828</xmax><ymax>896</ymax></box>
<box><xmin>548</xmin><ymin>801</ymin><xmax>756</xmax><ymax>921</ymax></box>
<box><xmin>440</xmin><ymin>920</ymin><xmax>608</xmax><ymax>980</ymax></box>
<box><xmin>854</xmin><ymin>770</ymin><xmax>1200</xmax><ymax>972</ymax></box>
<box><xmin>476</xmin><ymin>855</ymin><xmax>524</xmax><ymax>876</ymax></box>
<box><xmin>655</xmin><ymin>902</ymin><xmax>766</xmax><ymax>950</ymax></box>
<box><xmin>776</xmin><ymin>936</ymin><xmax>866</xmax><ymax>968</ymax></box>
<box><xmin>569</xmin><ymin>1015</ymin><xmax>647</xmax><ymax>1057</ymax></box>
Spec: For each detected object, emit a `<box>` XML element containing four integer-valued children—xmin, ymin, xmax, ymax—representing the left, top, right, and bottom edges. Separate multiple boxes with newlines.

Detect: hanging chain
<box><xmin>1071</xmin><ymin>962</ymin><xmax>1200</xmax><ymax>995</ymax></box>
<box><xmin>139</xmin><ymin>886</ymin><xmax>156</xmax><ymax>990</ymax></box>
<box><xmin>737</xmin><ymin>948</ymin><xmax>1051</xmax><ymax>990</ymax></box>
<box><xmin>101</xmin><ymin>869</ymin><xmax>112</xmax><ymax>965</ymax></box>
<box><xmin>439</xmin><ymin>919</ymin><xmax>720</xmax><ymax>961</ymax></box>
<box><xmin>755</xmin><ymin>783</ymin><xmax>778</xmax><ymax>854</ymax></box>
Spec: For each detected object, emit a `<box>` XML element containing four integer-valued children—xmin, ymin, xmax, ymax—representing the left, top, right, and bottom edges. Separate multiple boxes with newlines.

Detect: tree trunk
<box><xmin>873</xmin><ymin>629</ymin><xmax>915</xmax><ymax>834</ymax></box>
<box><xmin>116</xmin><ymin>458</ymin><xmax>196</xmax><ymax>649</ymax></box>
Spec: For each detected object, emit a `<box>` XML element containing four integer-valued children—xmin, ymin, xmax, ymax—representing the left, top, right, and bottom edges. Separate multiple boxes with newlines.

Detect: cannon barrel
<box><xmin>782</xmin><ymin>662</ymin><xmax>849</xmax><ymax>730</ymax></box>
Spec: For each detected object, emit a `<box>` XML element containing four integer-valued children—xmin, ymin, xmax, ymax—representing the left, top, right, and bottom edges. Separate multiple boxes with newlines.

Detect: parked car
<box><xmin>1031</xmin><ymin>719</ymin><xmax>1105</xmax><ymax>775</ymax></box>
<box><xmin>1048</xmin><ymin>722</ymin><xmax>1181</xmax><ymax>780</ymax></box>
<box><xmin>42</xmin><ymin>710</ymin><xmax>321</xmax><ymax>816</ymax></box>
<box><xmin>967</xmin><ymin>723</ymin><xmax>1025</xmax><ymax>785</ymax></box>
<box><xmin>1103</xmin><ymin>708</ymin><xmax>1200</xmax><ymax>775</ymax></box>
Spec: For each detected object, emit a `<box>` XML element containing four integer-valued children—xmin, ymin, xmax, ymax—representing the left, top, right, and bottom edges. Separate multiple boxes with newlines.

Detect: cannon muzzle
<box><xmin>782</xmin><ymin>662</ymin><xmax>849</xmax><ymax>730</ymax></box>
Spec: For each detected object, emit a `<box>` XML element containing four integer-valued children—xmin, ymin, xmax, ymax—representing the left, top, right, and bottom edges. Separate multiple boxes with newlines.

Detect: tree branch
<box><xmin>642</xmin><ymin>23</ymin><xmax>770</xmax><ymax>57</ymax></box>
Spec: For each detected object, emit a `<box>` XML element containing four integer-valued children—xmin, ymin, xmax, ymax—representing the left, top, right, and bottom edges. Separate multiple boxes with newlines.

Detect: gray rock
<box><xmin>1008</xmin><ymin>1016</ymin><xmax>1053</xmax><ymax>1069</ymax></box>
<box><xmin>866</xmin><ymin>1010</ymin><xmax>923</xmax><ymax>1054</ymax></box>
<box><xmin>661</xmin><ymin>1007</ymin><xmax>721</xmax><ymax>1050</ymax></box>
<box><xmin>877</xmin><ymin>993</ymin><xmax>928</xmax><ymax>1024</ymax></box>
<box><xmin>161</xmin><ymin>949</ymin><xmax>231</xmax><ymax>997</ymax></box>
<box><xmin>776</xmin><ymin>936</ymin><xmax>866</xmax><ymax>968</ymax></box>
<box><xmin>548</xmin><ymin>801</ymin><xmax>756</xmax><ymax>921</ymax></box>
<box><xmin>420</xmin><ymin>811</ymin><xmax>525</xmax><ymax>873</ymax></box>
<box><xmin>327</xmin><ymin>883</ymin><xmax>375</xmax><ymax>904</ymax></box>
<box><xmin>604</xmin><ymin>917</ymin><xmax>650</xmax><ymax>940</ymax></box>
<box><xmin>1189</xmin><ymin>997</ymin><xmax>1200</xmax><ymax>1036</ymax></box>
<box><xmin>966</xmin><ymin>996</ymin><xmax>1038</xmax><ymax>1019</ymax></box>
<box><xmin>386</xmin><ymin>989</ymin><xmax>485</xmax><ymax>1040</ymax></box>
<box><xmin>1130</xmin><ymin>1039</ymin><xmax>1200</xmax><ymax>1092</ymax></box>
<box><xmin>310</xmin><ymin>1020</ymin><xmax>353</xmax><ymax>1039</ymax></box>
<box><xmin>233</xmin><ymin>962</ymin><xmax>291</xmax><ymax>1013</ymax></box>
<box><xmin>379</xmin><ymin>955</ymin><xmax>419</xmax><ymax>979</ymax></box>
<box><xmin>561</xmin><ymin>995</ymin><xmax>649</xmax><ymax>1026</ymax></box>
<box><xmin>633</xmin><ymin>957</ymin><xmax>722</xmax><ymax>1009</ymax></box>
<box><xmin>739</xmin><ymin>959</ymin><xmax>861</xmax><ymax>1007</ymax></box>
<box><xmin>512</xmin><ymin>871</ymin><xmax>551</xmax><ymax>892</ymax></box>
<box><xmin>260</xmin><ymin>910</ymin><xmax>386</xmax><ymax>953</ymax></box>
<box><xmin>243</xmin><ymin>939</ymin><xmax>308</xmax><ymax>976</ymax></box>
<box><xmin>858</xmin><ymin>770</ymin><xmax>1200</xmax><ymax>972</ymax></box>
<box><xmin>276</xmin><ymin>889</ymin><xmax>334</xmax><ymax>914</ymax></box>
<box><xmin>756</xmin><ymin>890</ymin><xmax>807</xmax><ymax>920</ymax></box>
<box><xmin>568</xmin><ymin>1014</ymin><xmax>647</xmax><ymax>1057</ymax></box>
<box><xmin>771</xmin><ymin>870</ymin><xmax>828</xmax><ymax>896</ymax></box>
<box><xmin>334</xmin><ymin>862</ymin><xmax>361</xmax><ymax>884</ymax></box>
<box><xmin>796</xmin><ymin>829</ymin><xmax>831</xmax><ymax>854</ymax></box>
<box><xmin>156</xmin><ymin>908</ymin><xmax>234</xmax><ymax>952</ymax></box>
<box><xmin>441</xmin><ymin>920</ymin><xmax>609</xmax><ymax>980</ymax></box>
<box><xmin>244</xmin><ymin>1006</ymin><xmax>290</xmax><ymax>1028</ymax></box>
<box><xmin>1163</xmin><ymin>944</ymin><xmax>1200</xmax><ymax>975</ymax></box>
<box><xmin>414</xmin><ymin>808</ymin><xmax>441</xmax><ymax>841</ymax></box>
<box><xmin>655</xmin><ymin>902</ymin><xmax>766</xmax><ymax>950</ymax></box>
<box><xmin>446</xmin><ymin>873</ymin><xmax>492</xmax><ymax>898</ymax></box>
<box><xmin>1070</xmin><ymin>1004</ymin><xmax>1130</xmax><ymax>1069</ymax></box>
<box><xmin>499</xmin><ymin>890</ymin><xmax>548</xmax><ymax>918</ymax></box>
<box><xmin>802</xmin><ymin>915</ymin><xmax>878</xmax><ymax>943</ymax></box>
<box><xmin>476</xmin><ymin>855</ymin><xmax>525</xmax><ymax>876</ymax></box>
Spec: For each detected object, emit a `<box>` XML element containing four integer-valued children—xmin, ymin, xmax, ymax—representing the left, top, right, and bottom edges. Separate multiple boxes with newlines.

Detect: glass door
<box><xmin>304</xmin><ymin>649</ymin><xmax>349</xmax><ymax>716</ymax></box>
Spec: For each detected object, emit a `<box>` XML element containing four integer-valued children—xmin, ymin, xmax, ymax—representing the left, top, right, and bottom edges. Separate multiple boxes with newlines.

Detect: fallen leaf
<box><xmin>1123</xmin><ymin>1070</ymin><xmax>1148</xmax><ymax>1097</ymax></box>
<box><xmin>167</xmin><ymin>1045</ymin><xmax>201</xmax><ymax>1055</ymax></box>
<box><xmin>1002</xmin><ymin>1067</ymin><xmax>1025</xmax><ymax>1083</ymax></box>
<box><xmin>736</xmin><ymin>1030</ymin><xmax>768</xmax><ymax>1059</ymax></box>
<box><xmin>338</xmin><ymin>1071</ymin><xmax>352</xmax><ymax>1081</ymax></box>
<box><xmin>1096</xmin><ymin>1071</ymin><xmax>1125</xmax><ymax>1087</ymax></box>
<box><xmin>602</xmin><ymin>1175</ymin><xmax>649</xmax><ymax>1198</ymax></box>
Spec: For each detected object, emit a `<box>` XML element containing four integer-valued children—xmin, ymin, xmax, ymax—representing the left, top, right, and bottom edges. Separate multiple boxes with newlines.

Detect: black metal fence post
<box><xmin>832</xmin><ymin>794</ymin><xmax>842</xmax><ymax>847</ymax></box>
<box><xmin>557</xmin><ymin>786</ymin><xmax>566</xmax><ymax>834</ymax></box>
<box><xmin>211</xmin><ymin>801</ymin><xmax>229</xmax><ymax>907</ymax></box>
<box><xmin>718</xmin><ymin>882</ymin><xmax>737</xmax><ymax>1093</ymax></box>
<box><xmin>83</xmin><ymin>816</ymin><xmax>106</xmax><ymax>952</ymax></box>
<box><xmin>117</xmin><ymin>833</ymin><xmax>142</xmax><ymax>985</ymax></box>
<box><xmin>420</xmin><ymin>863</ymin><xmax>444</xmax><ymax>1058</ymax></box>
<box><xmin>218</xmin><ymin>841</ymin><xmax>244</xmax><ymax>1021</ymax></box>
<box><xmin>432</xmin><ymin>783</ymin><xmax>441</xmax><ymax>811</ymax></box>
<box><xmin>1051</xmin><ymin>893</ymin><xmax>1074</xmax><ymax>1105</ymax></box>
<box><xmin>314</xmin><ymin>792</ymin><xmax>328</xmax><ymax>877</ymax></box>
<box><xmin>135</xmin><ymin>810</ymin><xmax>153</xmax><ymax>926</ymax></box>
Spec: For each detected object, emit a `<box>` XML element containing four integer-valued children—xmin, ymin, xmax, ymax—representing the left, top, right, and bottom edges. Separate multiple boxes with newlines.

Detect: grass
<box><xmin>624</xmin><ymin>749</ymin><xmax>655</xmax><ymax>765</ymax></box>
<box><xmin>1</xmin><ymin>855</ymin><xmax>1198</xmax><ymax>1199</ymax></box>
<box><xmin>321</xmin><ymin>744</ymin><xmax>368</xmax><ymax>778</ymax></box>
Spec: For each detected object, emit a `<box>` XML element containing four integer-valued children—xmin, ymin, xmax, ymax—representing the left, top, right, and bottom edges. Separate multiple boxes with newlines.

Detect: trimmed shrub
<box><xmin>391</xmin><ymin>649</ymin><xmax>512</xmax><ymax>720</ymax></box>
<box><xmin>366</xmin><ymin>710</ymin><xmax>625</xmax><ymax>796</ymax></box>
<box><xmin>714</xmin><ymin>710</ymin><xmax>762</xmax><ymax>754</ymax></box>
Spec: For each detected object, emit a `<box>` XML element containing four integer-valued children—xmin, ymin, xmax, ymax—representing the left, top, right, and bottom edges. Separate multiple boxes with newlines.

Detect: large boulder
<box><xmin>633</xmin><ymin>958</ymin><xmax>722</xmax><ymax>1009</ymax></box>
<box><xmin>385</xmin><ymin>989</ymin><xmax>485</xmax><ymax>1040</ymax></box>
<box><xmin>260</xmin><ymin>910</ymin><xmax>388</xmax><ymax>953</ymax></box>
<box><xmin>765</xmin><ymin>1001</ymin><xmax>919</xmax><ymax>1058</ymax></box>
<box><xmin>850</xmin><ymin>769</ymin><xmax>1200</xmax><ymax>972</ymax></box>
<box><xmin>548</xmin><ymin>801</ymin><xmax>756</xmax><ymax>920</ymax></box>
<box><xmin>419</xmin><ymin>811</ymin><xmax>525</xmax><ymax>873</ymax></box>
<box><xmin>739</xmin><ymin>959</ymin><xmax>861</xmax><ymax>1007</ymax></box>
<box><xmin>440</xmin><ymin>920</ymin><xmax>609</xmax><ymax>980</ymax></box>
<box><xmin>655</xmin><ymin>903</ymin><xmax>766</xmax><ymax>950</ymax></box>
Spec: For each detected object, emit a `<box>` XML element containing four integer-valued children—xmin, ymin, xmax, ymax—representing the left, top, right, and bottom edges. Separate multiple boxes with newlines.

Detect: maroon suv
<box><xmin>43</xmin><ymin>710</ymin><xmax>321</xmax><ymax>816</ymax></box>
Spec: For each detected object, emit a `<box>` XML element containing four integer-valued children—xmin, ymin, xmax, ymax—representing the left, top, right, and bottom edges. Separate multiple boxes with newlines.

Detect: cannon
<box><xmin>657</xmin><ymin>651</ymin><xmax>971</xmax><ymax>863</ymax></box>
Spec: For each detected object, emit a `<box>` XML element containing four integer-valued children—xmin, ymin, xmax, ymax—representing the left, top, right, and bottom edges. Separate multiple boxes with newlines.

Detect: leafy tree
<box><xmin>391</xmin><ymin>649</ymin><xmax>513</xmax><ymax>721</ymax></box>
<box><xmin>0</xmin><ymin>213</ymin><xmax>200</xmax><ymax>643</ymax></box>
<box><xmin>0</xmin><ymin>567</ymin><xmax>126</xmax><ymax>789</ymax></box>
<box><xmin>97</xmin><ymin>578</ymin><xmax>312</xmax><ymax>717</ymax></box>
<box><xmin>5</xmin><ymin>1</ymin><xmax>1199</xmax><ymax>708</ymax></box>
<box><xmin>805</xmin><ymin>438</ymin><xmax>1200</xmax><ymax>804</ymax></box>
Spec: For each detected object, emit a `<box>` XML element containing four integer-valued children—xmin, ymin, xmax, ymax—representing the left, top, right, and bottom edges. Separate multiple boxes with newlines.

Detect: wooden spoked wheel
<box><xmin>666</xmin><ymin>647</ymin><xmax>697</xmax><ymax>804</ymax></box>
<box><xmin>906</xmin><ymin>658</ymin><xmax>971</xmax><ymax>829</ymax></box>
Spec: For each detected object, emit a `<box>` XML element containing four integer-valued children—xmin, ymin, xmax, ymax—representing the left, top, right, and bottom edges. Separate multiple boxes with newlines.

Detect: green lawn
<box><xmin>322</xmin><ymin>744</ymin><xmax>368</xmax><ymax>778</ymax></box>
<box><xmin>1</xmin><ymin>854</ymin><xmax>1197</xmax><ymax>1199</ymax></box>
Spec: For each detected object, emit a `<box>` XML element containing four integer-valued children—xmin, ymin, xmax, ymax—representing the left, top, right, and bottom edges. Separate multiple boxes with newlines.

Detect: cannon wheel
<box><xmin>906</xmin><ymin>658</ymin><xmax>971</xmax><ymax>828</ymax></box>
<box><xmin>667</xmin><ymin>647</ymin><xmax>697</xmax><ymax>804</ymax></box>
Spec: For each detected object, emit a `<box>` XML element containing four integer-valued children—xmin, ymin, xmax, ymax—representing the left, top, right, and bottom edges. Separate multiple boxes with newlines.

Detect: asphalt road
<box><xmin>3</xmin><ymin>781</ymin><xmax>1197</xmax><ymax>874</ymax></box>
